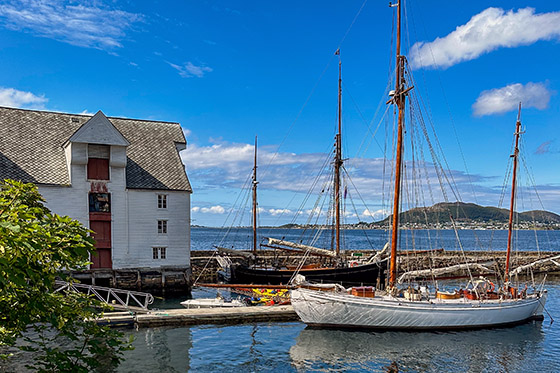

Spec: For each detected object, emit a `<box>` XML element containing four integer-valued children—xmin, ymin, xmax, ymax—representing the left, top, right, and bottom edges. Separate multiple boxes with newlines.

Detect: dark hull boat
<box><xmin>230</xmin><ymin>260</ymin><xmax>387</xmax><ymax>287</ymax></box>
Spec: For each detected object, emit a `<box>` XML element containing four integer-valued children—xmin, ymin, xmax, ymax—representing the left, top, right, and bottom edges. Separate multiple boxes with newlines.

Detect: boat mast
<box><xmin>252</xmin><ymin>136</ymin><xmax>258</xmax><ymax>254</ymax></box>
<box><xmin>388</xmin><ymin>0</ymin><xmax>406</xmax><ymax>289</ymax></box>
<box><xmin>505</xmin><ymin>103</ymin><xmax>522</xmax><ymax>284</ymax></box>
<box><xmin>334</xmin><ymin>49</ymin><xmax>343</xmax><ymax>256</ymax></box>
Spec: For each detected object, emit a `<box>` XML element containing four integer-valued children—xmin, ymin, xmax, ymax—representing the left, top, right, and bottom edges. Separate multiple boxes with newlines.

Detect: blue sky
<box><xmin>0</xmin><ymin>0</ymin><xmax>559</xmax><ymax>226</ymax></box>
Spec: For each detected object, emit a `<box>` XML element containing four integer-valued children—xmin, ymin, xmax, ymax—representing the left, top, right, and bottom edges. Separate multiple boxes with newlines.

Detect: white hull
<box><xmin>291</xmin><ymin>288</ymin><xmax>547</xmax><ymax>330</ymax></box>
<box><xmin>180</xmin><ymin>298</ymin><xmax>245</xmax><ymax>309</ymax></box>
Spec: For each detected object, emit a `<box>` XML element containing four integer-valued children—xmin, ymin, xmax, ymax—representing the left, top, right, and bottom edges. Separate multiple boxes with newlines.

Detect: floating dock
<box><xmin>98</xmin><ymin>305</ymin><xmax>298</xmax><ymax>328</ymax></box>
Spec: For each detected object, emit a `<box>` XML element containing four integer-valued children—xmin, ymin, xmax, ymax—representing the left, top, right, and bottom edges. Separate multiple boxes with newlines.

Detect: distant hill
<box><xmin>376</xmin><ymin>202</ymin><xmax>560</xmax><ymax>225</ymax></box>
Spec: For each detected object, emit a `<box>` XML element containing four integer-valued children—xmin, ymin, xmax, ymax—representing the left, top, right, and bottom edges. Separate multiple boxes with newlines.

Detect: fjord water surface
<box><xmin>116</xmin><ymin>228</ymin><xmax>560</xmax><ymax>372</ymax></box>
<box><xmin>118</xmin><ymin>283</ymin><xmax>559</xmax><ymax>372</ymax></box>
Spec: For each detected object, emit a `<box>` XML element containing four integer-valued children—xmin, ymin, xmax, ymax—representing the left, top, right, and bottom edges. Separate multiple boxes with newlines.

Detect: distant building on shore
<box><xmin>0</xmin><ymin>106</ymin><xmax>192</xmax><ymax>292</ymax></box>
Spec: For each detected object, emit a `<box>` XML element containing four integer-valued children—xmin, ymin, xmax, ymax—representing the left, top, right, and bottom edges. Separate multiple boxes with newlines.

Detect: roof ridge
<box><xmin>0</xmin><ymin>106</ymin><xmax>180</xmax><ymax>125</ymax></box>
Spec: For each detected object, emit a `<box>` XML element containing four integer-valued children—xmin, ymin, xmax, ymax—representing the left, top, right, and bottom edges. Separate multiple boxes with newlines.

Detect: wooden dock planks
<box><xmin>98</xmin><ymin>305</ymin><xmax>299</xmax><ymax>328</ymax></box>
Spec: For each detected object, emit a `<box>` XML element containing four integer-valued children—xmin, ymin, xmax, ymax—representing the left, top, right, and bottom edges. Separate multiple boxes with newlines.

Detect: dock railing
<box><xmin>54</xmin><ymin>280</ymin><xmax>154</xmax><ymax>311</ymax></box>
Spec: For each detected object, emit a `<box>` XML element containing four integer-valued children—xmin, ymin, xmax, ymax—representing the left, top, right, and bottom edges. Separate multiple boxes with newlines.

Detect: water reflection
<box><xmin>118</xmin><ymin>327</ymin><xmax>192</xmax><ymax>373</ymax></box>
<box><xmin>290</xmin><ymin>322</ymin><xmax>546</xmax><ymax>372</ymax></box>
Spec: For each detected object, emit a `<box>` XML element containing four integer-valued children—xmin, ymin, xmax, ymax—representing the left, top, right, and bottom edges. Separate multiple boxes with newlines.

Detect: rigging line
<box><xmin>449</xmin><ymin>214</ymin><xmax>475</xmax><ymax>285</ymax></box>
<box><xmin>335</xmin><ymin>0</ymin><xmax>369</xmax><ymax>51</ymax></box>
<box><xmin>290</xmin><ymin>150</ymin><xmax>333</xmax><ymax>229</ymax></box>
<box><xmin>406</xmin><ymin>71</ymin><xmax>459</xmax><ymax>204</ymax></box>
<box><xmin>264</xmin><ymin>142</ymin><xmax>333</xmax><ymax>235</ymax></box>
<box><xmin>520</xmin><ymin>153</ymin><xmax>551</xmax><ymax>255</ymax></box>
<box><xmin>308</xmin><ymin>183</ymin><xmax>332</xmax><ymax>248</ymax></box>
<box><xmin>259</xmin><ymin>66</ymin><xmax>333</xmax><ymax>181</ymax></box>
<box><xmin>193</xmin><ymin>250</ymin><xmax>217</xmax><ymax>285</ymax></box>
<box><xmin>409</xmin><ymin>107</ymin><xmax>434</xmax><ymax>250</ymax></box>
<box><xmin>342</xmin><ymin>166</ymin><xmax>378</xmax><ymax>251</ymax></box>
<box><xmin>407</xmin><ymin>0</ymin><xmax>479</xmax><ymax>206</ymax></box>
<box><xmin>264</xmin><ymin>144</ymin><xmax>333</xmax><ymax>235</ymax></box>
<box><xmin>260</xmin><ymin>0</ymin><xmax>368</xmax><ymax>182</ymax></box>
<box><xmin>519</xmin><ymin>159</ymin><xmax>543</xmax><ymax>256</ymax></box>
<box><xmin>409</xmin><ymin>90</ymin><xmax>469</xmax><ymax>250</ymax></box>
<box><xmin>216</xmin><ymin>172</ymin><xmax>253</xmax><ymax>247</ymax></box>
<box><xmin>360</xmin><ymin>100</ymin><xmax>392</xmax><ymax>158</ymax></box>
<box><xmin>230</xmin><ymin>182</ymin><xmax>253</xmax><ymax>248</ymax></box>
<box><xmin>341</xmin><ymin>79</ymin><xmax>391</xmax><ymax>157</ymax></box>
<box><xmin>409</xmin><ymin>82</ymin><xmax>461</xmax><ymax>204</ymax></box>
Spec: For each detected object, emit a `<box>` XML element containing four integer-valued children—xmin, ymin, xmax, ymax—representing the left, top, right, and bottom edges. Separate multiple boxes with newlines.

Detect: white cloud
<box><xmin>182</xmin><ymin>141</ymin><xmax>327</xmax><ymax>193</ymax></box>
<box><xmin>192</xmin><ymin>205</ymin><xmax>226</xmax><ymax>214</ymax></box>
<box><xmin>183</xmin><ymin>138</ymin><xmax>560</xmax><ymax>221</ymax></box>
<box><xmin>202</xmin><ymin>205</ymin><xmax>225</xmax><ymax>214</ymax></box>
<box><xmin>361</xmin><ymin>209</ymin><xmax>390</xmax><ymax>221</ymax></box>
<box><xmin>268</xmin><ymin>208</ymin><xmax>293</xmax><ymax>216</ymax></box>
<box><xmin>410</xmin><ymin>7</ymin><xmax>560</xmax><ymax>69</ymax></box>
<box><xmin>0</xmin><ymin>0</ymin><xmax>142</xmax><ymax>50</ymax></box>
<box><xmin>168</xmin><ymin>62</ymin><xmax>213</xmax><ymax>78</ymax></box>
<box><xmin>0</xmin><ymin>87</ymin><xmax>47</xmax><ymax>109</ymax></box>
<box><xmin>343</xmin><ymin>211</ymin><xmax>357</xmax><ymax>218</ymax></box>
<box><xmin>472</xmin><ymin>82</ymin><xmax>552</xmax><ymax>116</ymax></box>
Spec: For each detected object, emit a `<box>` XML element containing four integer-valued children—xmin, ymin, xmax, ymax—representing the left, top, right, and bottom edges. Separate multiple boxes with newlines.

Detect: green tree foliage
<box><xmin>0</xmin><ymin>180</ymin><xmax>131</xmax><ymax>371</ymax></box>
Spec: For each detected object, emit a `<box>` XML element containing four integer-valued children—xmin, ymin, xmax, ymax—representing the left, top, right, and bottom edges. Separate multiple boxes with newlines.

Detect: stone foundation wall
<box><xmin>68</xmin><ymin>267</ymin><xmax>192</xmax><ymax>295</ymax></box>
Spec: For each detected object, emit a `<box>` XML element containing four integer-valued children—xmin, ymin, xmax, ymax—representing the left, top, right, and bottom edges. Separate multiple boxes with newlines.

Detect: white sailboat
<box><xmin>290</xmin><ymin>0</ymin><xmax>547</xmax><ymax>330</ymax></box>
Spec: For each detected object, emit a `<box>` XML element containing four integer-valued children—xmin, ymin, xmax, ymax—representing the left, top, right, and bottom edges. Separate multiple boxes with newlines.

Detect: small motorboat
<box><xmin>180</xmin><ymin>296</ymin><xmax>245</xmax><ymax>309</ymax></box>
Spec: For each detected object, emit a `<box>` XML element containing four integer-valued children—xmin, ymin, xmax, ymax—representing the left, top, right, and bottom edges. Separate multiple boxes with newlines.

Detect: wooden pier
<box><xmin>97</xmin><ymin>305</ymin><xmax>298</xmax><ymax>328</ymax></box>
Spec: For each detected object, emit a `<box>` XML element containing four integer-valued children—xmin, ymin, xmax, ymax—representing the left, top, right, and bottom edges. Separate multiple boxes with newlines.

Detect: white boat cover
<box><xmin>291</xmin><ymin>288</ymin><xmax>546</xmax><ymax>330</ymax></box>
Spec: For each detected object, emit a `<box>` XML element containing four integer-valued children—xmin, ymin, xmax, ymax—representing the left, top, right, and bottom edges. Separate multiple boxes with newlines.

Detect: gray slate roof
<box><xmin>0</xmin><ymin>107</ymin><xmax>192</xmax><ymax>192</ymax></box>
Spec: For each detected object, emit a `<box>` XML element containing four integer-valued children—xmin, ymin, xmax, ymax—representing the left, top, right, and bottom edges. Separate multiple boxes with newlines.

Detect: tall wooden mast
<box><xmin>252</xmin><ymin>136</ymin><xmax>258</xmax><ymax>254</ymax></box>
<box><xmin>334</xmin><ymin>50</ymin><xmax>343</xmax><ymax>256</ymax></box>
<box><xmin>388</xmin><ymin>0</ymin><xmax>406</xmax><ymax>289</ymax></box>
<box><xmin>505</xmin><ymin>103</ymin><xmax>522</xmax><ymax>284</ymax></box>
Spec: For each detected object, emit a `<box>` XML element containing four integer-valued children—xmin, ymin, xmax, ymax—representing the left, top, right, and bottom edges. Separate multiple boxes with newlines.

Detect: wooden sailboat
<box><xmin>290</xmin><ymin>0</ymin><xmax>547</xmax><ymax>330</ymax></box>
<box><xmin>225</xmin><ymin>57</ymin><xmax>387</xmax><ymax>287</ymax></box>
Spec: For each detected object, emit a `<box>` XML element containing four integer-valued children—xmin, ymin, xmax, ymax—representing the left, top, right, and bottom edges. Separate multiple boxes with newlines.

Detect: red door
<box><xmin>91</xmin><ymin>249</ymin><xmax>112</xmax><ymax>269</ymax></box>
<box><xmin>90</xmin><ymin>220</ymin><xmax>112</xmax><ymax>269</ymax></box>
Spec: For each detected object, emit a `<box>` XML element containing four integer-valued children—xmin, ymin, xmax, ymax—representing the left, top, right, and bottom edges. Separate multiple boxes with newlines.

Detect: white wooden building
<box><xmin>0</xmin><ymin>107</ymin><xmax>192</xmax><ymax>277</ymax></box>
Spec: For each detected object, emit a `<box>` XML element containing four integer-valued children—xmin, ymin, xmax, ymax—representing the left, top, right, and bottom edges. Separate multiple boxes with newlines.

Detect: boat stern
<box><xmin>532</xmin><ymin>290</ymin><xmax>548</xmax><ymax>319</ymax></box>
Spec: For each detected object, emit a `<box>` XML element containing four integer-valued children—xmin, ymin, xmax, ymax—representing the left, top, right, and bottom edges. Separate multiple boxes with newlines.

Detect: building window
<box><xmin>89</xmin><ymin>193</ymin><xmax>111</xmax><ymax>212</ymax></box>
<box><xmin>158</xmin><ymin>220</ymin><xmax>167</xmax><ymax>234</ymax></box>
<box><xmin>87</xmin><ymin>144</ymin><xmax>110</xmax><ymax>180</ymax></box>
<box><xmin>158</xmin><ymin>194</ymin><xmax>167</xmax><ymax>209</ymax></box>
<box><xmin>87</xmin><ymin>158</ymin><xmax>109</xmax><ymax>180</ymax></box>
<box><xmin>153</xmin><ymin>247</ymin><xmax>166</xmax><ymax>259</ymax></box>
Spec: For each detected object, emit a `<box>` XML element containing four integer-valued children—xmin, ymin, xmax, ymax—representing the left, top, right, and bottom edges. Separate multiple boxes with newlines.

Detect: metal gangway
<box><xmin>54</xmin><ymin>280</ymin><xmax>154</xmax><ymax>312</ymax></box>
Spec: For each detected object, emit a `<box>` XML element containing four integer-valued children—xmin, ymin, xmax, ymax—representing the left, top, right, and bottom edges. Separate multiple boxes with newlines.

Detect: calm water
<box><xmin>116</xmin><ymin>228</ymin><xmax>560</xmax><ymax>372</ymax></box>
<box><xmin>193</xmin><ymin>226</ymin><xmax>560</xmax><ymax>252</ymax></box>
<box><xmin>119</xmin><ymin>283</ymin><xmax>560</xmax><ymax>372</ymax></box>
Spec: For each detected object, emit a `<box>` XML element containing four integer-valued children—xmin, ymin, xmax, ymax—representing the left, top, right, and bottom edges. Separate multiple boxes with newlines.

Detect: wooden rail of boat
<box><xmin>398</xmin><ymin>248</ymin><xmax>445</xmax><ymax>255</ymax></box>
<box><xmin>194</xmin><ymin>283</ymin><xmax>341</xmax><ymax>292</ymax></box>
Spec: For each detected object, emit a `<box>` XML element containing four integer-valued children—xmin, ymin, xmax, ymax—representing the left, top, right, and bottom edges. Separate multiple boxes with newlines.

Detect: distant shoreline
<box><xmin>191</xmin><ymin>225</ymin><xmax>560</xmax><ymax>231</ymax></box>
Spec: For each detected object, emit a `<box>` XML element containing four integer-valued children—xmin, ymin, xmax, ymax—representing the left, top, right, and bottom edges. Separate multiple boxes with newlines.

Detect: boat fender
<box><xmin>488</xmin><ymin>281</ymin><xmax>495</xmax><ymax>292</ymax></box>
<box><xmin>350</xmin><ymin>261</ymin><xmax>358</xmax><ymax>267</ymax></box>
